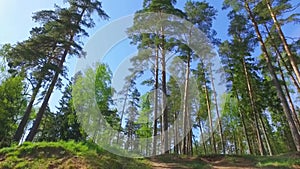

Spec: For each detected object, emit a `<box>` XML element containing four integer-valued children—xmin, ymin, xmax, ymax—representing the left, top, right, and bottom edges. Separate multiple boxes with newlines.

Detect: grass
<box><xmin>0</xmin><ymin>141</ymin><xmax>151</xmax><ymax>169</ymax></box>
<box><xmin>255</xmin><ymin>153</ymin><xmax>300</xmax><ymax>168</ymax></box>
<box><xmin>198</xmin><ymin>153</ymin><xmax>300</xmax><ymax>169</ymax></box>
<box><xmin>1</xmin><ymin>142</ymin><xmax>299</xmax><ymax>169</ymax></box>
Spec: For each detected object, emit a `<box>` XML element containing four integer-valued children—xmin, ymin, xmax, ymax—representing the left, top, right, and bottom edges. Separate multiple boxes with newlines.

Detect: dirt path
<box><xmin>148</xmin><ymin>156</ymin><xmax>259</xmax><ymax>169</ymax></box>
<box><xmin>149</xmin><ymin>160</ymin><xmax>189</xmax><ymax>169</ymax></box>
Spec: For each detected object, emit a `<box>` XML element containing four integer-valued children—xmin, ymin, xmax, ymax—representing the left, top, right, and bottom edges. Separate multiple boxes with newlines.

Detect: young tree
<box><xmin>73</xmin><ymin>63</ymin><xmax>118</xmax><ymax>145</ymax></box>
<box><xmin>0</xmin><ymin>76</ymin><xmax>27</xmax><ymax>147</ymax></box>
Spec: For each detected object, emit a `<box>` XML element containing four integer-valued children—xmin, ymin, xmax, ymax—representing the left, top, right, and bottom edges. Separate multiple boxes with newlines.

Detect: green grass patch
<box><xmin>255</xmin><ymin>153</ymin><xmax>300</xmax><ymax>168</ymax></box>
<box><xmin>0</xmin><ymin>141</ymin><xmax>150</xmax><ymax>169</ymax></box>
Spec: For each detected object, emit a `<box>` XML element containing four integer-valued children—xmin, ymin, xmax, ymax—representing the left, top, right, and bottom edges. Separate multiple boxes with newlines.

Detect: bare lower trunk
<box><xmin>277</xmin><ymin>57</ymin><xmax>300</xmax><ymax>132</ymax></box>
<box><xmin>26</xmin><ymin>48</ymin><xmax>69</xmax><ymax>141</ymax></box>
<box><xmin>204</xmin><ymin>82</ymin><xmax>217</xmax><ymax>154</ymax></box>
<box><xmin>173</xmin><ymin>112</ymin><xmax>179</xmax><ymax>154</ymax></box>
<box><xmin>116</xmin><ymin>88</ymin><xmax>129</xmax><ymax>144</ymax></box>
<box><xmin>182</xmin><ymin>51</ymin><xmax>191</xmax><ymax>154</ymax></box>
<box><xmin>259</xmin><ymin>114</ymin><xmax>273</xmax><ymax>156</ymax></box>
<box><xmin>209</xmin><ymin>65</ymin><xmax>225</xmax><ymax>154</ymax></box>
<box><xmin>160</xmin><ymin>21</ymin><xmax>169</xmax><ymax>154</ymax></box>
<box><xmin>14</xmin><ymin>78</ymin><xmax>43</xmax><ymax>142</ymax></box>
<box><xmin>152</xmin><ymin>45</ymin><xmax>159</xmax><ymax>156</ymax></box>
<box><xmin>199</xmin><ymin>121</ymin><xmax>207</xmax><ymax>155</ymax></box>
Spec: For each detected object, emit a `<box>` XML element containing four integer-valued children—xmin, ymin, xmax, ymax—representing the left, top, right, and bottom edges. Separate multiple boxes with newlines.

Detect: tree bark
<box><xmin>204</xmin><ymin>75</ymin><xmax>217</xmax><ymax>154</ymax></box>
<box><xmin>182</xmin><ymin>50</ymin><xmax>191</xmax><ymax>155</ymax></box>
<box><xmin>209</xmin><ymin>65</ymin><xmax>225</xmax><ymax>154</ymax></box>
<box><xmin>160</xmin><ymin>22</ymin><xmax>169</xmax><ymax>154</ymax></box>
<box><xmin>199</xmin><ymin>120</ymin><xmax>207</xmax><ymax>155</ymax></box>
<box><xmin>259</xmin><ymin>114</ymin><xmax>273</xmax><ymax>156</ymax></box>
<box><xmin>152</xmin><ymin>45</ymin><xmax>159</xmax><ymax>156</ymax></box>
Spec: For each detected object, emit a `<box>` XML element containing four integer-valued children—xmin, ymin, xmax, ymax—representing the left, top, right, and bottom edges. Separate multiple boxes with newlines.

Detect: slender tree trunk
<box><xmin>245</xmin><ymin>2</ymin><xmax>300</xmax><ymax>151</ymax></box>
<box><xmin>241</xmin><ymin>57</ymin><xmax>265</xmax><ymax>155</ymax></box>
<box><xmin>160</xmin><ymin>24</ymin><xmax>169</xmax><ymax>154</ymax></box>
<box><xmin>182</xmin><ymin>51</ymin><xmax>191</xmax><ymax>154</ymax></box>
<box><xmin>209</xmin><ymin>65</ymin><xmax>225</xmax><ymax>154</ymax></box>
<box><xmin>187</xmin><ymin>103</ymin><xmax>192</xmax><ymax>155</ymax></box>
<box><xmin>188</xmin><ymin>129</ymin><xmax>193</xmax><ymax>155</ymax></box>
<box><xmin>259</xmin><ymin>114</ymin><xmax>273</xmax><ymax>156</ymax></box>
<box><xmin>204</xmin><ymin>81</ymin><xmax>217</xmax><ymax>154</ymax></box>
<box><xmin>116</xmin><ymin>88</ymin><xmax>129</xmax><ymax>144</ymax></box>
<box><xmin>238</xmin><ymin>134</ymin><xmax>244</xmax><ymax>154</ymax></box>
<box><xmin>152</xmin><ymin>45</ymin><xmax>159</xmax><ymax>156</ymax></box>
<box><xmin>235</xmin><ymin>91</ymin><xmax>253</xmax><ymax>154</ymax></box>
<box><xmin>13</xmin><ymin>78</ymin><xmax>43</xmax><ymax>142</ymax></box>
<box><xmin>264</xmin><ymin>24</ymin><xmax>300</xmax><ymax>93</ymax></box>
<box><xmin>265</xmin><ymin>0</ymin><xmax>300</xmax><ymax>84</ymax></box>
<box><xmin>199</xmin><ymin>120</ymin><xmax>207</xmax><ymax>155</ymax></box>
<box><xmin>159</xmin><ymin>115</ymin><xmax>163</xmax><ymax>153</ymax></box>
<box><xmin>233</xmin><ymin>130</ymin><xmax>238</xmax><ymax>155</ymax></box>
<box><xmin>277</xmin><ymin>57</ymin><xmax>300</xmax><ymax>132</ymax></box>
<box><xmin>26</xmin><ymin>48</ymin><xmax>69</xmax><ymax>141</ymax></box>
<box><xmin>174</xmin><ymin>112</ymin><xmax>179</xmax><ymax>154</ymax></box>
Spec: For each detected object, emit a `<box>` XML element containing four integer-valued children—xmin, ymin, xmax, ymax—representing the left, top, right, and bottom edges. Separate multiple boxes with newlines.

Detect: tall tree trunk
<box><xmin>199</xmin><ymin>120</ymin><xmax>207</xmax><ymax>155</ymax></box>
<box><xmin>182</xmin><ymin>51</ymin><xmax>191</xmax><ymax>155</ymax></box>
<box><xmin>152</xmin><ymin>45</ymin><xmax>159</xmax><ymax>156</ymax></box>
<box><xmin>173</xmin><ymin>112</ymin><xmax>179</xmax><ymax>154</ymax></box>
<box><xmin>209</xmin><ymin>65</ymin><xmax>225</xmax><ymax>154</ymax></box>
<box><xmin>235</xmin><ymin>91</ymin><xmax>253</xmax><ymax>154</ymax></box>
<box><xmin>277</xmin><ymin>58</ymin><xmax>300</xmax><ymax>132</ymax></box>
<box><xmin>116</xmin><ymin>88</ymin><xmax>129</xmax><ymax>144</ymax></box>
<box><xmin>265</xmin><ymin>0</ymin><xmax>300</xmax><ymax>84</ymax></box>
<box><xmin>160</xmin><ymin>24</ymin><xmax>169</xmax><ymax>154</ymax></box>
<box><xmin>233</xmin><ymin>130</ymin><xmax>238</xmax><ymax>155</ymax></box>
<box><xmin>264</xmin><ymin>24</ymin><xmax>300</xmax><ymax>93</ymax></box>
<box><xmin>188</xmin><ymin>129</ymin><xmax>193</xmax><ymax>155</ymax></box>
<box><xmin>245</xmin><ymin>2</ymin><xmax>300</xmax><ymax>151</ymax></box>
<box><xmin>26</xmin><ymin>47</ymin><xmax>69</xmax><ymax>141</ymax></box>
<box><xmin>13</xmin><ymin>78</ymin><xmax>43</xmax><ymax>142</ymax></box>
<box><xmin>204</xmin><ymin>77</ymin><xmax>217</xmax><ymax>154</ymax></box>
<box><xmin>259</xmin><ymin>114</ymin><xmax>273</xmax><ymax>156</ymax></box>
<box><xmin>241</xmin><ymin>57</ymin><xmax>265</xmax><ymax>155</ymax></box>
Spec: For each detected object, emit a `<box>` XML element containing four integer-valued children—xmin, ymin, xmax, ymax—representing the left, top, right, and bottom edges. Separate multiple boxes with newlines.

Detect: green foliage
<box><xmin>73</xmin><ymin>63</ymin><xmax>119</xmax><ymax>144</ymax></box>
<box><xmin>35</xmin><ymin>83</ymin><xmax>86</xmax><ymax>142</ymax></box>
<box><xmin>0</xmin><ymin>76</ymin><xmax>26</xmax><ymax>148</ymax></box>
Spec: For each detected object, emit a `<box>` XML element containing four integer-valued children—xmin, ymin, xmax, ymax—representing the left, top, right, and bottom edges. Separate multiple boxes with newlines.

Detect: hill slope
<box><xmin>0</xmin><ymin>141</ymin><xmax>150</xmax><ymax>169</ymax></box>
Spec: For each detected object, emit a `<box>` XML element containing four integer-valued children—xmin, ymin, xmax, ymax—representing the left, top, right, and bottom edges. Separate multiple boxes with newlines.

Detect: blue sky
<box><xmin>0</xmin><ymin>0</ymin><xmax>229</xmax><ymax>45</ymax></box>
<box><xmin>0</xmin><ymin>0</ymin><xmax>299</xmax><ymax>111</ymax></box>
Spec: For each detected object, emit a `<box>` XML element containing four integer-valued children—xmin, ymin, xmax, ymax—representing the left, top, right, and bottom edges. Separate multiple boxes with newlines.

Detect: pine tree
<box><xmin>26</xmin><ymin>0</ymin><xmax>108</xmax><ymax>141</ymax></box>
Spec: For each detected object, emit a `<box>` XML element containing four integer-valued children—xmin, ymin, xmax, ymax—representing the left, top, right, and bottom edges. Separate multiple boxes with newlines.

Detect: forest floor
<box><xmin>0</xmin><ymin>141</ymin><xmax>299</xmax><ymax>169</ymax></box>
